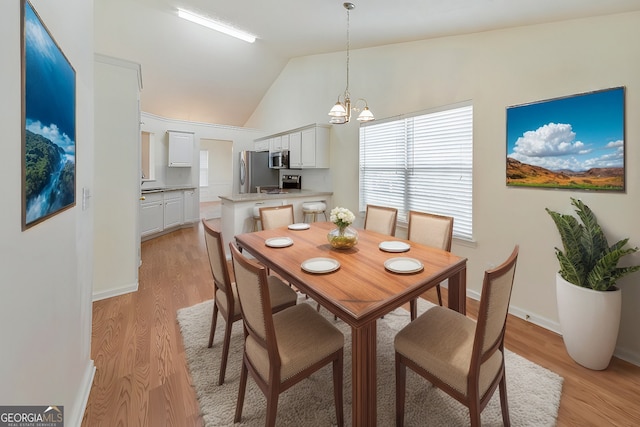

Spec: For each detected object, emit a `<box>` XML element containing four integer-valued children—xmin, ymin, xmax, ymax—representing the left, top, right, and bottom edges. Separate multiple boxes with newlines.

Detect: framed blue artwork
<box><xmin>506</xmin><ymin>87</ymin><xmax>625</xmax><ymax>191</ymax></box>
<box><xmin>22</xmin><ymin>1</ymin><xmax>76</xmax><ymax>229</ymax></box>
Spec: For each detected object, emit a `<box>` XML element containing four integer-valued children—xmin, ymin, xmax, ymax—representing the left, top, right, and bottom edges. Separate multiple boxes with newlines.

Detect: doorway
<box><xmin>199</xmin><ymin>138</ymin><xmax>232</xmax><ymax>219</ymax></box>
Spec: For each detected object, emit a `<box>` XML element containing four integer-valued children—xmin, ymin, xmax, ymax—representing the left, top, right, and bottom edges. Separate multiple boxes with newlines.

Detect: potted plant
<box><xmin>546</xmin><ymin>197</ymin><xmax>640</xmax><ymax>370</ymax></box>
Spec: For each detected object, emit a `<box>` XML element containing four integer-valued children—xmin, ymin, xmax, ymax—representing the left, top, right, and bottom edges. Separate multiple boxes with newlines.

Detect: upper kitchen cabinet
<box><xmin>269</xmin><ymin>135</ymin><xmax>289</xmax><ymax>151</ymax></box>
<box><xmin>254</xmin><ymin>139</ymin><xmax>269</xmax><ymax>152</ymax></box>
<box><xmin>289</xmin><ymin>124</ymin><xmax>330</xmax><ymax>169</ymax></box>
<box><xmin>255</xmin><ymin>124</ymin><xmax>330</xmax><ymax>169</ymax></box>
<box><xmin>168</xmin><ymin>130</ymin><xmax>194</xmax><ymax>167</ymax></box>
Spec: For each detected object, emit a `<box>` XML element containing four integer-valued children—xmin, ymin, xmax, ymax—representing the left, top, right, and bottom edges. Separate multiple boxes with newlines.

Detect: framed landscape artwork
<box><xmin>22</xmin><ymin>0</ymin><xmax>76</xmax><ymax>229</ymax></box>
<box><xmin>506</xmin><ymin>87</ymin><xmax>625</xmax><ymax>191</ymax></box>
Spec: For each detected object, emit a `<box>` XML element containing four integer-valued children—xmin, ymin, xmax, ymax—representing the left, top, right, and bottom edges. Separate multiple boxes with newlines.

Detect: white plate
<box><xmin>379</xmin><ymin>241</ymin><xmax>411</xmax><ymax>253</ymax></box>
<box><xmin>265</xmin><ymin>237</ymin><xmax>294</xmax><ymax>248</ymax></box>
<box><xmin>288</xmin><ymin>223</ymin><xmax>311</xmax><ymax>230</ymax></box>
<box><xmin>301</xmin><ymin>257</ymin><xmax>340</xmax><ymax>274</ymax></box>
<box><xmin>384</xmin><ymin>257</ymin><xmax>424</xmax><ymax>274</ymax></box>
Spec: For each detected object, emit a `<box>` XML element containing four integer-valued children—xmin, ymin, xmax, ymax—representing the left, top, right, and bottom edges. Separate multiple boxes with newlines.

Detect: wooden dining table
<box><xmin>234</xmin><ymin>221</ymin><xmax>467</xmax><ymax>426</ymax></box>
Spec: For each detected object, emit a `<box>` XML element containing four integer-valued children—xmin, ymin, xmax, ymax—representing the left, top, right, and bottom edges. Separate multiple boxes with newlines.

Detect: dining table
<box><xmin>234</xmin><ymin>221</ymin><xmax>467</xmax><ymax>426</ymax></box>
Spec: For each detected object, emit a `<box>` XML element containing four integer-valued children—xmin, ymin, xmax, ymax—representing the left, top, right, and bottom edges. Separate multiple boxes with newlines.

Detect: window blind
<box><xmin>359</xmin><ymin>103</ymin><xmax>473</xmax><ymax>241</ymax></box>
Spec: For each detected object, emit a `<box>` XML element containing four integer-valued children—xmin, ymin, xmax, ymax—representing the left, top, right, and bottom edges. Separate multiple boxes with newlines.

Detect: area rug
<box><xmin>177</xmin><ymin>296</ymin><xmax>563</xmax><ymax>426</ymax></box>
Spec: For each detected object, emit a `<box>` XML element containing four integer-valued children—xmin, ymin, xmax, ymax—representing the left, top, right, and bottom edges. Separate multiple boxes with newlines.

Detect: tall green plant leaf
<box><xmin>546</xmin><ymin>198</ymin><xmax>640</xmax><ymax>291</ymax></box>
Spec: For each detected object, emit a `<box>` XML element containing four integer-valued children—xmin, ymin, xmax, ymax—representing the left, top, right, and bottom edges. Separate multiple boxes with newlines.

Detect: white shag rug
<box><xmin>177</xmin><ymin>296</ymin><xmax>563</xmax><ymax>426</ymax></box>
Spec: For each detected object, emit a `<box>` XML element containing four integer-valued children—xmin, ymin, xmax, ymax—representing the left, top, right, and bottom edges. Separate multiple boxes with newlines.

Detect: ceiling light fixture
<box><xmin>177</xmin><ymin>8</ymin><xmax>256</xmax><ymax>43</ymax></box>
<box><xmin>328</xmin><ymin>2</ymin><xmax>374</xmax><ymax>124</ymax></box>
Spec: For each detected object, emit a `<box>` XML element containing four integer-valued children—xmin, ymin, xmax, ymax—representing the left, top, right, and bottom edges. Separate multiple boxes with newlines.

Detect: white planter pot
<box><xmin>556</xmin><ymin>273</ymin><xmax>621</xmax><ymax>370</ymax></box>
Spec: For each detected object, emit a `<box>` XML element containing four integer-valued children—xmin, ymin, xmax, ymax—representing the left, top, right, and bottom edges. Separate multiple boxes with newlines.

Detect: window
<box><xmin>359</xmin><ymin>102</ymin><xmax>473</xmax><ymax>240</ymax></box>
<box><xmin>199</xmin><ymin>150</ymin><xmax>209</xmax><ymax>187</ymax></box>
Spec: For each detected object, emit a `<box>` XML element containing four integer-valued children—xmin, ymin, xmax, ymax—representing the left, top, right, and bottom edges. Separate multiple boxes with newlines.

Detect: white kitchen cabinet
<box><xmin>163</xmin><ymin>190</ymin><xmax>184</xmax><ymax>229</ymax></box>
<box><xmin>280</xmin><ymin>134</ymin><xmax>290</xmax><ymax>150</ymax></box>
<box><xmin>289</xmin><ymin>124</ymin><xmax>330</xmax><ymax>169</ymax></box>
<box><xmin>289</xmin><ymin>131</ymin><xmax>302</xmax><ymax>167</ymax></box>
<box><xmin>254</xmin><ymin>139</ymin><xmax>269</xmax><ymax>152</ymax></box>
<box><xmin>268</xmin><ymin>135</ymin><xmax>289</xmax><ymax>151</ymax></box>
<box><xmin>140</xmin><ymin>192</ymin><xmax>164</xmax><ymax>237</ymax></box>
<box><xmin>168</xmin><ymin>131</ymin><xmax>194</xmax><ymax>167</ymax></box>
<box><xmin>183</xmin><ymin>188</ymin><xmax>198</xmax><ymax>224</ymax></box>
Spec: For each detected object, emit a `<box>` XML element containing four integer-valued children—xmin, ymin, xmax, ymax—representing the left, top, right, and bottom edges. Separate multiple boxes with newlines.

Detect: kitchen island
<box><xmin>219</xmin><ymin>189</ymin><xmax>333</xmax><ymax>254</ymax></box>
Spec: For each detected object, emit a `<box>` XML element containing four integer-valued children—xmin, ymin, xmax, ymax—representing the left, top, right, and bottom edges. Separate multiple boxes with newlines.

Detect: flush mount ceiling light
<box><xmin>177</xmin><ymin>8</ymin><xmax>256</xmax><ymax>43</ymax></box>
<box><xmin>328</xmin><ymin>2</ymin><xmax>374</xmax><ymax>124</ymax></box>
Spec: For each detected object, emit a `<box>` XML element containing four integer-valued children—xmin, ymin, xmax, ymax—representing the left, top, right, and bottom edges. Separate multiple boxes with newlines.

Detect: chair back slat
<box><xmin>364</xmin><ymin>205</ymin><xmax>398</xmax><ymax>236</ymax></box>
<box><xmin>473</xmin><ymin>246</ymin><xmax>519</xmax><ymax>360</ymax></box>
<box><xmin>407</xmin><ymin>211</ymin><xmax>454</xmax><ymax>251</ymax></box>
<box><xmin>202</xmin><ymin>219</ymin><xmax>232</xmax><ymax>294</ymax></box>
<box><xmin>260</xmin><ymin>204</ymin><xmax>295</xmax><ymax>230</ymax></box>
<box><xmin>229</xmin><ymin>243</ymin><xmax>273</xmax><ymax>344</ymax></box>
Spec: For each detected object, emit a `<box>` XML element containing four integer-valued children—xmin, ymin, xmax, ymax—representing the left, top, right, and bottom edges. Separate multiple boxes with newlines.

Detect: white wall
<box><xmin>93</xmin><ymin>55</ymin><xmax>142</xmax><ymax>301</ymax></box>
<box><xmin>140</xmin><ymin>112</ymin><xmax>263</xmax><ymax>196</ymax></box>
<box><xmin>245</xmin><ymin>12</ymin><xmax>640</xmax><ymax>365</ymax></box>
<box><xmin>0</xmin><ymin>0</ymin><xmax>95</xmax><ymax>424</ymax></box>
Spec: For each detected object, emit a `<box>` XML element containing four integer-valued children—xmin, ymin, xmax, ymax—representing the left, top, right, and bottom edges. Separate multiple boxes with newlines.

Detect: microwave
<box><xmin>269</xmin><ymin>150</ymin><xmax>289</xmax><ymax>169</ymax></box>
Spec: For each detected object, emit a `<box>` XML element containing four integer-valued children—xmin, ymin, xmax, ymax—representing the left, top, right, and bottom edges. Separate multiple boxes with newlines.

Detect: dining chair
<box><xmin>202</xmin><ymin>219</ymin><xmax>297</xmax><ymax>385</ymax></box>
<box><xmin>406</xmin><ymin>210</ymin><xmax>454</xmax><ymax>317</ymax></box>
<box><xmin>259</xmin><ymin>204</ymin><xmax>295</xmax><ymax>230</ymax></box>
<box><xmin>229</xmin><ymin>243</ymin><xmax>345</xmax><ymax>427</ymax></box>
<box><xmin>364</xmin><ymin>204</ymin><xmax>398</xmax><ymax>236</ymax></box>
<box><xmin>394</xmin><ymin>245</ymin><xmax>519</xmax><ymax>427</ymax></box>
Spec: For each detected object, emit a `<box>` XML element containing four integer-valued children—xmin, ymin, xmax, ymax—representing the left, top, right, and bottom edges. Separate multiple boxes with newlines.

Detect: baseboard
<box><xmin>67</xmin><ymin>360</ymin><xmax>96</xmax><ymax>427</ymax></box>
<box><xmin>92</xmin><ymin>282</ymin><xmax>138</xmax><ymax>302</ymax></box>
<box><xmin>465</xmin><ymin>288</ymin><xmax>639</xmax><ymax>367</ymax></box>
<box><xmin>465</xmin><ymin>287</ymin><xmax>561</xmax><ymax>334</ymax></box>
<box><xmin>613</xmin><ymin>346</ymin><xmax>640</xmax><ymax>367</ymax></box>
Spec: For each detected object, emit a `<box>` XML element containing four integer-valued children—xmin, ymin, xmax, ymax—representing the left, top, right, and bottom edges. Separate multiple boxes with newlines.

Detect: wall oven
<box><xmin>269</xmin><ymin>150</ymin><xmax>289</xmax><ymax>169</ymax></box>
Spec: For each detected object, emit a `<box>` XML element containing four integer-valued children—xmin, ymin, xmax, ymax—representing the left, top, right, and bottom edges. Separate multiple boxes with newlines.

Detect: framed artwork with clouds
<box><xmin>506</xmin><ymin>87</ymin><xmax>625</xmax><ymax>192</ymax></box>
<box><xmin>21</xmin><ymin>0</ymin><xmax>76</xmax><ymax>229</ymax></box>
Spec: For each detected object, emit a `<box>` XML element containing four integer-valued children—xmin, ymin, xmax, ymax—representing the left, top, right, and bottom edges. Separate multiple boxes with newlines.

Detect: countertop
<box><xmin>219</xmin><ymin>189</ymin><xmax>332</xmax><ymax>203</ymax></box>
<box><xmin>141</xmin><ymin>185</ymin><xmax>197</xmax><ymax>193</ymax></box>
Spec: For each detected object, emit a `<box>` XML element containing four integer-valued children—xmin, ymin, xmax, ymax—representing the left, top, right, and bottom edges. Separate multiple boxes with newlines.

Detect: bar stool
<box><xmin>252</xmin><ymin>206</ymin><xmax>262</xmax><ymax>231</ymax></box>
<box><xmin>302</xmin><ymin>201</ymin><xmax>327</xmax><ymax>223</ymax></box>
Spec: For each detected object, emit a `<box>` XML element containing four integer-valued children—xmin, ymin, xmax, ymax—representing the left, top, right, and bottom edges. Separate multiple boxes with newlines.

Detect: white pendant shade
<box><xmin>329</xmin><ymin>102</ymin><xmax>347</xmax><ymax>117</ymax></box>
<box><xmin>357</xmin><ymin>107</ymin><xmax>374</xmax><ymax>122</ymax></box>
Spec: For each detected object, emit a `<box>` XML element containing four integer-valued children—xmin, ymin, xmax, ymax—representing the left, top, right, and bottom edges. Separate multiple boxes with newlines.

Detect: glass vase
<box><xmin>327</xmin><ymin>225</ymin><xmax>359</xmax><ymax>250</ymax></box>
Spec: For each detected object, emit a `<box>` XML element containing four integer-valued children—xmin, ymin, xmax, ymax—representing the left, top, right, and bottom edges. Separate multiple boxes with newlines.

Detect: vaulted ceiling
<box><xmin>94</xmin><ymin>0</ymin><xmax>640</xmax><ymax>127</ymax></box>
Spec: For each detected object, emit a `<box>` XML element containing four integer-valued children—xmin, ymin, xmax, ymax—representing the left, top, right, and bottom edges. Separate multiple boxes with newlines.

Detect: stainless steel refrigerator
<box><xmin>239</xmin><ymin>150</ymin><xmax>279</xmax><ymax>193</ymax></box>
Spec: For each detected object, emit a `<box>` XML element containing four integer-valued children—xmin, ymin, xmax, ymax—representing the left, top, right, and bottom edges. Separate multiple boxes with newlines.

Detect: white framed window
<box><xmin>359</xmin><ymin>102</ymin><xmax>473</xmax><ymax>241</ymax></box>
<box><xmin>199</xmin><ymin>150</ymin><xmax>209</xmax><ymax>187</ymax></box>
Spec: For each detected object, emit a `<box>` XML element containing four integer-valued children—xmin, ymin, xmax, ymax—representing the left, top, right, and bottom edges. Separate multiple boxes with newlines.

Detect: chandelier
<box><xmin>328</xmin><ymin>2</ymin><xmax>374</xmax><ymax>124</ymax></box>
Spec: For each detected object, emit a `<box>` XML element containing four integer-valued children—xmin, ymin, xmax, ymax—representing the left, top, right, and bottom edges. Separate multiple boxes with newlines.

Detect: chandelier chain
<box><xmin>345</xmin><ymin>7</ymin><xmax>350</xmax><ymax>97</ymax></box>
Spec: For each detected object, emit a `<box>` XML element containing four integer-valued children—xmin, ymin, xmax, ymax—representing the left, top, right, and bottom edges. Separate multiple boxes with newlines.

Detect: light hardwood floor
<box><xmin>82</xmin><ymin>220</ymin><xmax>640</xmax><ymax>426</ymax></box>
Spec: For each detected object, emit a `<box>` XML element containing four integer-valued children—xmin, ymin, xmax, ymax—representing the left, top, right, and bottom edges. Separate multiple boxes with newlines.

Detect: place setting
<box><xmin>264</xmin><ymin>237</ymin><xmax>294</xmax><ymax>248</ymax></box>
<box><xmin>384</xmin><ymin>257</ymin><xmax>424</xmax><ymax>274</ymax></box>
<box><xmin>379</xmin><ymin>240</ymin><xmax>411</xmax><ymax>253</ymax></box>
<box><xmin>288</xmin><ymin>223</ymin><xmax>311</xmax><ymax>230</ymax></box>
<box><xmin>301</xmin><ymin>257</ymin><xmax>340</xmax><ymax>274</ymax></box>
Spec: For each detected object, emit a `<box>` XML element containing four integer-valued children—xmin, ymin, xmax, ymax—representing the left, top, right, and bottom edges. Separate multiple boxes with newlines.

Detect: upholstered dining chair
<box><xmin>394</xmin><ymin>245</ymin><xmax>519</xmax><ymax>427</ymax></box>
<box><xmin>229</xmin><ymin>243</ymin><xmax>345</xmax><ymax>427</ymax></box>
<box><xmin>259</xmin><ymin>204</ymin><xmax>295</xmax><ymax>230</ymax></box>
<box><xmin>407</xmin><ymin>210</ymin><xmax>454</xmax><ymax>317</ymax></box>
<box><xmin>364</xmin><ymin>204</ymin><xmax>398</xmax><ymax>236</ymax></box>
<box><xmin>202</xmin><ymin>219</ymin><xmax>297</xmax><ymax>385</ymax></box>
